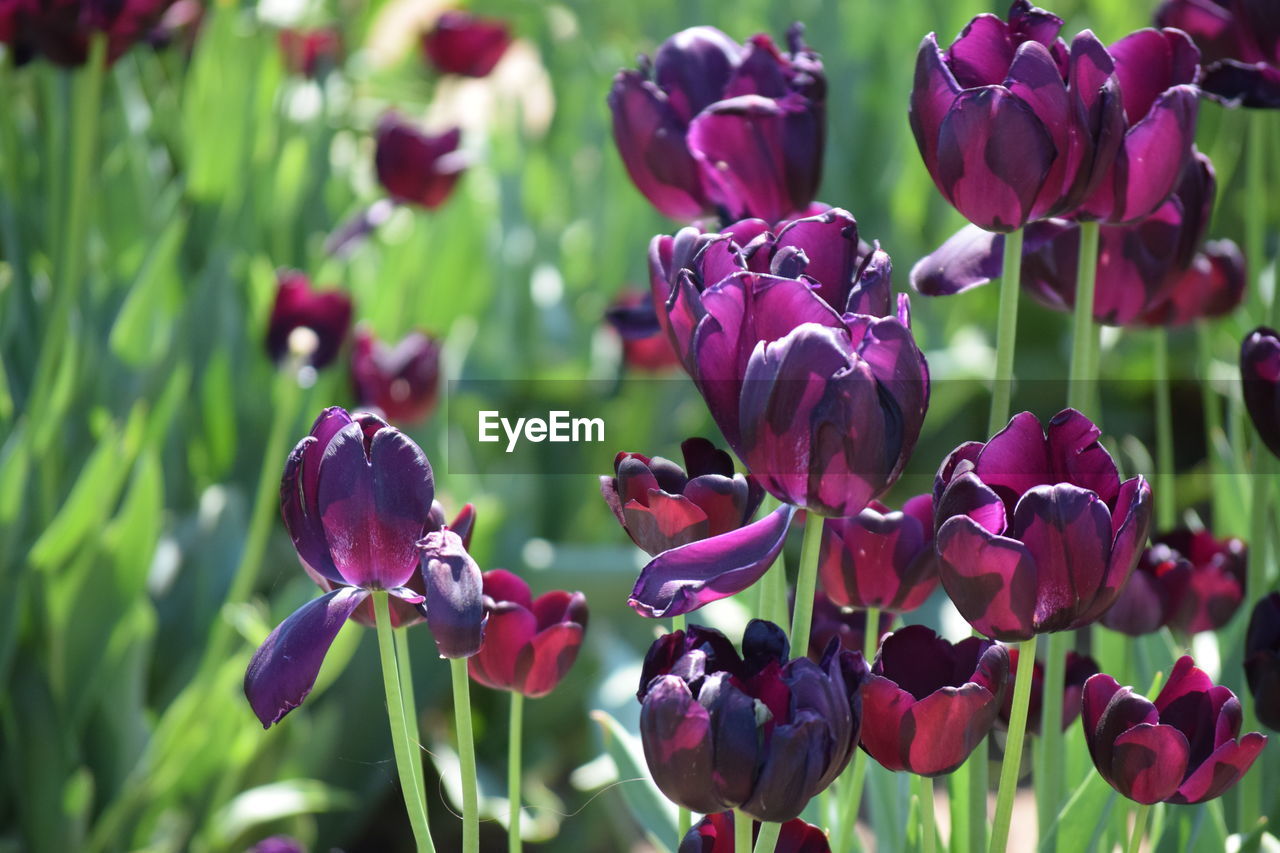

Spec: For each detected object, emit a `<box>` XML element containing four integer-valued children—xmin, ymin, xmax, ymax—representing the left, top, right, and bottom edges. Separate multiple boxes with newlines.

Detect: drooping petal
<box><xmin>910</xmin><ymin>224</ymin><xmax>1003</xmax><ymax>296</ymax></box>
<box><xmin>419</xmin><ymin>529</ymin><xmax>486</xmax><ymax>658</ymax></box>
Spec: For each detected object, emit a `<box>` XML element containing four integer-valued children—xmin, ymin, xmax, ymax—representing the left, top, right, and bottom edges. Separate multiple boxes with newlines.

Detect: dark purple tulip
<box><xmin>806</xmin><ymin>592</ymin><xmax>895</xmax><ymax>663</ymax></box>
<box><xmin>858</xmin><ymin>624</ymin><xmax>1009</xmax><ymax>776</ymax></box>
<box><xmin>278</xmin><ymin>27</ymin><xmax>342</xmax><ymax>79</ymax></box>
<box><xmin>1104</xmin><ymin>529</ymin><xmax>1245</xmax><ymax>636</ymax></box>
<box><xmin>1241</xmin><ymin>326</ymin><xmax>1280</xmax><ymax>459</ymax></box>
<box><xmin>350</xmin><ymin>327</ymin><xmax>442</xmax><ymax>425</ymax></box>
<box><xmin>418</xmin><ymin>528</ymin><xmax>486</xmax><ymax>659</ymax></box>
<box><xmin>1244</xmin><ymin>592</ymin><xmax>1280</xmax><ymax>731</ymax></box>
<box><xmin>601</xmin><ymin>438</ymin><xmax>764</xmax><ymax>557</ymax></box>
<box><xmin>997</xmin><ymin>648</ymin><xmax>1099</xmax><ymax>735</ymax></box>
<box><xmin>422</xmin><ymin>10</ymin><xmax>511</xmax><ymax>78</ymax></box>
<box><xmin>909</xmin><ymin>1</ymin><xmax>1125</xmax><ymax>232</ymax></box>
<box><xmin>680</xmin><ymin>812</ymin><xmax>831</xmax><ymax>853</ymax></box>
<box><xmin>934</xmin><ymin>409</ymin><xmax>1153</xmax><ymax>642</ymax></box>
<box><xmin>468</xmin><ymin>570</ymin><xmax>587</xmax><ymax>698</ymax></box>
<box><xmin>0</xmin><ymin>0</ymin><xmax>175</xmax><ymax>66</ymax></box>
<box><xmin>648</xmin><ymin>208</ymin><xmax>928</xmax><ymax>516</ymax></box>
<box><xmin>1082</xmin><ymin>656</ymin><xmax>1266</xmax><ymax>803</ymax></box>
<box><xmin>912</xmin><ymin>151</ymin><xmax>1246</xmax><ymax>327</ymax></box>
<box><xmin>249</xmin><ymin>837</ymin><xmax>305</xmax><ymax>853</ymax></box>
<box><xmin>818</xmin><ymin>494</ymin><xmax>939</xmax><ymax>613</ymax></box>
<box><xmin>1156</xmin><ymin>0</ymin><xmax>1280</xmax><ymax>107</ymax></box>
<box><xmin>264</xmin><ymin>271</ymin><xmax>353</xmax><ymax>370</ymax></box>
<box><xmin>245</xmin><ymin>408</ymin><xmax>438</xmax><ymax>727</ymax></box>
<box><xmin>605</xmin><ymin>291</ymin><xmax>683</xmax><ymax>372</ymax></box>
<box><xmin>374</xmin><ymin>114</ymin><xmax>466</xmax><ymax>210</ymax></box>
<box><xmin>608</xmin><ymin>24</ymin><xmax>825</xmax><ymax>222</ymax></box>
<box><xmin>637</xmin><ymin>620</ymin><xmax>867</xmax><ymax>822</ymax></box>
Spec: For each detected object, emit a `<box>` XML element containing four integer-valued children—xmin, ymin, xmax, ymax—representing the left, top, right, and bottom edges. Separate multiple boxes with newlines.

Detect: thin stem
<box><xmin>1069</xmin><ymin>221</ymin><xmax>1100</xmax><ymax>412</ymax></box>
<box><xmin>1239</xmin><ymin>446</ymin><xmax>1271</xmax><ymax>832</ymax></box>
<box><xmin>835</xmin><ymin>606</ymin><xmax>880</xmax><ymax>850</ymax></box>
<box><xmin>735</xmin><ymin>809</ymin><xmax>754</xmax><ymax>853</ymax></box>
<box><xmin>916</xmin><ymin>774</ymin><xmax>937</xmax><ymax>853</ymax></box>
<box><xmin>1245</xmin><ymin>111</ymin><xmax>1267</xmax><ymax>324</ymax></box>
<box><xmin>788</xmin><ymin>512</ymin><xmax>824</xmax><ymax>649</ymax></box>
<box><xmin>1196</xmin><ymin>325</ymin><xmax>1226</xmax><ymax>524</ymax></box>
<box><xmin>989</xmin><ymin>635</ymin><xmax>1038</xmax><ymax>853</ymax></box>
<box><xmin>756</xmin><ymin>503</ymin><xmax>791</xmax><ymax>629</ymax></box>
<box><xmin>1153</xmin><ymin>330</ymin><xmax>1176</xmax><ymax>529</ymax></box>
<box><xmin>990</xmin><ymin>228</ymin><xmax>1024</xmax><ymax>434</ymax></box>
<box><xmin>508</xmin><ymin>692</ymin><xmax>524</xmax><ymax>853</ymax></box>
<box><xmin>1036</xmin><ymin>630</ymin><xmax>1068</xmax><ymax>846</ymax></box>
<box><xmin>1127</xmin><ymin>803</ymin><xmax>1152</xmax><ymax>853</ymax></box>
<box><xmin>450</xmin><ymin>657</ymin><xmax>480</xmax><ymax>853</ymax></box>
<box><xmin>753</xmin><ymin>820</ymin><xmax>782</xmax><ymax>853</ymax></box>
<box><xmin>374</xmin><ymin>593</ymin><xmax>436</xmax><ymax>853</ymax></box>
<box><xmin>395</xmin><ymin>628</ymin><xmax>428</xmax><ymax>817</ymax></box>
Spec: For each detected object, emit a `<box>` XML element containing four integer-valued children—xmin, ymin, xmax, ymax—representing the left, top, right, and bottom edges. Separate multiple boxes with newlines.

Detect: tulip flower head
<box><xmin>997</xmin><ymin>648</ymin><xmax>1099</xmax><ymax>735</ymax></box>
<box><xmin>1244</xmin><ymin>592</ymin><xmax>1280</xmax><ymax>731</ymax></box>
<box><xmin>265</xmin><ymin>271</ymin><xmax>353</xmax><ymax>372</ymax></box>
<box><xmin>422</xmin><ymin>10</ymin><xmax>512</xmax><ymax>78</ymax></box>
<box><xmin>934</xmin><ymin>409</ymin><xmax>1153</xmax><ymax>642</ymax></box>
<box><xmin>468</xmin><ymin>570</ymin><xmax>587</xmax><ymax>698</ymax></box>
<box><xmin>680</xmin><ymin>812</ymin><xmax>831</xmax><ymax>853</ymax></box>
<box><xmin>278</xmin><ymin>27</ymin><xmax>342</xmax><ymax>79</ymax></box>
<box><xmin>0</xmin><ymin>0</ymin><xmax>177</xmax><ymax>66</ymax></box>
<box><xmin>1156</xmin><ymin>0</ymin><xmax>1280</xmax><ymax>108</ymax></box>
<box><xmin>374</xmin><ymin>114</ymin><xmax>467</xmax><ymax>210</ymax></box>
<box><xmin>605</xmin><ymin>291</ymin><xmax>682</xmax><ymax>372</ymax></box>
<box><xmin>608</xmin><ymin>24</ymin><xmax>825</xmax><ymax>222</ymax></box>
<box><xmin>350</xmin><ymin>327</ymin><xmax>442</xmax><ymax>424</ymax></box>
<box><xmin>818</xmin><ymin>494</ymin><xmax>939</xmax><ymax>613</ymax></box>
<box><xmin>1241</xmin><ymin>326</ymin><xmax>1280</xmax><ymax>459</ymax></box>
<box><xmin>858</xmin><ymin>624</ymin><xmax>1009</xmax><ymax>776</ymax></box>
<box><xmin>637</xmin><ymin>619</ymin><xmax>867</xmax><ymax>822</ymax></box>
<box><xmin>1082</xmin><ymin>656</ymin><xmax>1266</xmax><ymax>804</ymax></box>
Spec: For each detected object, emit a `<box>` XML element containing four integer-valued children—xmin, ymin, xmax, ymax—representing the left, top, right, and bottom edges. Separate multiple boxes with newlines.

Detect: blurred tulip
<box><xmin>278</xmin><ymin>27</ymin><xmax>342</xmax><ymax>79</ymax></box>
<box><xmin>1244</xmin><ymin>592</ymin><xmax>1280</xmax><ymax>731</ymax></box>
<box><xmin>264</xmin><ymin>270</ymin><xmax>353</xmax><ymax>370</ymax></box>
<box><xmin>374</xmin><ymin>114</ymin><xmax>466</xmax><ymax>210</ymax></box>
<box><xmin>350</xmin><ymin>328</ymin><xmax>442</xmax><ymax>424</ymax></box>
<box><xmin>605</xmin><ymin>291</ymin><xmax>682</xmax><ymax>372</ymax></box>
<box><xmin>909</xmin><ymin>0</ymin><xmax>1124</xmax><ymax>231</ymax></box>
<box><xmin>805</xmin><ymin>592</ymin><xmax>895</xmax><ymax>663</ymax></box>
<box><xmin>859</xmin><ymin>624</ymin><xmax>1009</xmax><ymax>776</ymax></box>
<box><xmin>1156</xmin><ymin>0</ymin><xmax>1280</xmax><ymax>107</ymax></box>
<box><xmin>608</xmin><ymin>24</ymin><xmax>825</xmax><ymax>222</ymax></box>
<box><xmin>1082</xmin><ymin>656</ymin><xmax>1266</xmax><ymax>803</ymax></box>
<box><xmin>818</xmin><ymin>494</ymin><xmax>939</xmax><ymax>613</ymax></box>
<box><xmin>637</xmin><ymin>620</ymin><xmax>867</xmax><ymax>822</ymax></box>
<box><xmin>679</xmin><ymin>811</ymin><xmax>830</xmax><ymax>852</ymax></box>
<box><xmin>1</xmin><ymin>0</ymin><xmax>176</xmax><ymax>65</ymax></box>
<box><xmin>602</xmin><ymin>437</ymin><xmax>763</xmax><ymax>557</ymax></box>
<box><xmin>934</xmin><ymin>409</ymin><xmax>1153</xmax><ymax>642</ymax></box>
<box><xmin>997</xmin><ymin>648</ymin><xmax>1099</xmax><ymax>734</ymax></box>
<box><xmin>1241</xmin><ymin>326</ymin><xmax>1280</xmax><ymax>458</ymax></box>
<box><xmin>422</xmin><ymin>10</ymin><xmax>511</xmax><ymax>78</ymax></box>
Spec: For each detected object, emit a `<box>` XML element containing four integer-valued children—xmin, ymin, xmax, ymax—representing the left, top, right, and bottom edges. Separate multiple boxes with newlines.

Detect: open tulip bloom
<box><xmin>422</xmin><ymin>10</ymin><xmax>512</xmax><ymax>78</ymax></box>
<box><xmin>1157</xmin><ymin>0</ymin><xmax>1280</xmax><ymax>108</ymax></box>
<box><xmin>265</xmin><ymin>271</ymin><xmax>353</xmax><ymax>371</ymax></box>
<box><xmin>350</xmin><ymin>327</ymin><xmax>443</xmax><ymax>425</ymax></box>
<box><xmin>1082</xmin><ymin>656</ymin><xmax>1266</xmax><ymax>804</ymax></box>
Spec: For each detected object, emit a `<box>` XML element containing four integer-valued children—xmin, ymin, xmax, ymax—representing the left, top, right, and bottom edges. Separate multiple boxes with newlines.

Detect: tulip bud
<box><xmin>422</xmin><ymin>10</ymin><xmax>511</xmax><ymax>78</ymax></box>
<box><xmin>351</xmin><ymin>328</ymin><xmax>442</xmax><ymax>424</ymax></box>
<box><xmin>374</xmin><ymin>114</ymin><xmax>467</xmax><ymax>210</ymax></box>
<box><xmin>1244</xmin><ymin>592</ymin><xmax>1280</xmax><ymax>731</ymax></box>
<box><xmin>418</xmin><ymin>529</ymin><xmax>486</xmax><ymax>659</ymax></box>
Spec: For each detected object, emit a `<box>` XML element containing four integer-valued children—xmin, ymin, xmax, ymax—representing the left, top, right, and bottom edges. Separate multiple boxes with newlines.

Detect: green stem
<box><xmin>395</xmin><ymin>628</ymin><xmax>427</xmax><ymax>817</ymax></box>
<box><xmin>1239</xmin><ymin>446</ymin><xmax>1271</xmax><ymax>832</ymax></box>
<box><xmin>508</xmin><ymin>692</ymin><xmax>524</xmax><ymax>853</ymax></box>
<box><xmin>835</xmin><ymin>606</ymin><xmax>881</xmax><ymax>850</ymax></box>
<box><xmin>753</xmin><ymin>820</ymin><xmax>782</xmax><ymax>853</ymax></box>
<box><xmin>375</xmin><ymin>593</ymin><xmax>436</xmax><ymax>853</ymax></box>
<box><xmin>756</xmin><ymin>503</ymin><xmax>791</xmax><ymax>629</ymax></box>
<box><xmin>916</xmin><ymin>774</ymin><xmax>937</xmax><ymax>853</ymax></box>
<box><xmin>450</xmin><ymin>657</ymin><xmax>480</xmax><ymax>853</ymax></box>
<box><xmin>990</xmin><ymin>228</ymin><xmax>1024</xmax><ymax>434</ymax></box>
<box><xmin>674</xmin><ymin>609</ymin><xmax>690</xmax><ymax>842</ymax></box>
<box><xmin>1196</xmin><ymin>325</ymin><xmax>1226</xmax><ymax>524</ymax></box>
<box><xmin>788</xmin><ymin>512</ymin><xmax>824</xmax><ymax>649</ymax></box>
<box><xmin>1127</xmin><ymin>803</ymin><xmax>1152</xmax><ymax>853</ymax></box>
<box><xmin>1036</xmin><ymin>632</ymin><xmax>1068</xmax><ymax>846</ymax></box>
<box><xmin>1153</xmin><ymin>330</ymin><xmax>1176</xmax><ymax>530</ymax></box>
<box><xmin>735</xmin><ymin>809</ymin><xmax>754</xmax><ymax>853</ymax></box>
<box><xmin>989</xmin><ymin>635</ymin><xmax>1038</xmax><ymax>853</ymax></box>
<box><xmin>1069</xmin><ymin>221</ymin><xmax>1100</xmax><ymax>412</ymax></box>
<box><xmin>1245</xmin><ymin>112</ymin><xmax>1267</xmax><ymax>324</ymax></box>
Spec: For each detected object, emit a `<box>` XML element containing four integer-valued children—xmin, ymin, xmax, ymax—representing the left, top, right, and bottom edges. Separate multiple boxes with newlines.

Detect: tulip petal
<box><xmin>419</xmin><ymin>530</ymin><xmax>486</xmax><ymax>658</ymax></box>
<box><xmin>244</xmin><ymin>587</ymin><xmax>369</xmax><ymax>728</ymax></box>
<box><xmin>1080</xmin><ymin>477</ymin><xmax>1152</xmax><ymax>624</ymax></box>
<box><xmin>905</xmin><ymin>682</ymin><xmax>1000</xmax><ymax>776</ymax></box>
<box><xmin>522</xmin><ymin>622</ymin><xmax>586</xmax><ymax>698</ymax></box>
<box><xmin>772</xmin><ymin>210</ymin><xmax>862</xmax><ymax>308</ymax></box>
<box><xmin>975</xmin><ymin>411</ymin><xmax>1052</xmax><ymax>504</ymax></box>
<box><xmin>468</xmin><ymin>604</ymin><xmax>535</xmax><ymax>691</ymax></box>
<box><xmin>910</xmin><ymin>224</ymin><xmax>1003</xmax><ymax>296</ymax></box>
<box><xmin>607</xmin><ymin>71</ymin><xmax>708</xmax><ymax>220</ymax></box>
<box><xmin>1109</xmin><ymin>722</ymin><xmax>1189</xmax><ymax>804</ymax></box>
<box><xmin>702</xmin><ymin>676</ymin><xmax>760</xmax><ymax>806</ymax></box>
<box><xmin>858</xmin><ymin>675</ymin><xmax>915</xmax><ymax>772</ymax></box>
<box><xmin>908</xmin><ymin>34</ymin><xmax>962</xmax><ymax>179</ymax></box>
<box><xmin>1201</xmin><ymin>60</ymin><xmax>1280</xmax><ymax>109</ymax></box>
<box><xmin>936</xmin><ymin>516</ymin><xmax>1040</xmax><ymax>641</ymax></box>
<box><xmin>740</xmin><ymin>711</ymin><xmax>829</xmax><ymax>821</ymax></box>
<box><xmin>652</xmin><ymin>26</ymin><xmax>742</xmax><ymax>122</ymax></box>
<box><xmin>624</xmin><ymin>492</ymin><xmax>711</xmax><ymax>556</ymax></box>
<box><xmin>1170</xmin><ymin>732</ymin><xmax>1267</xmax><ymax>804</ymax></box>
<box><xmin>947</xmin><ymin>14</ymin><xmax>1015</xmax><ymax>88</ymax></box>
<box><xmin>1047</xmin><ymin>408</ymin><xmax>1121</xmax><ymax>505</ymax></box>
<box><xmin>641</xmin><ymin>675</ymin><xmax>724</xmax><ymax>814</ymax></box>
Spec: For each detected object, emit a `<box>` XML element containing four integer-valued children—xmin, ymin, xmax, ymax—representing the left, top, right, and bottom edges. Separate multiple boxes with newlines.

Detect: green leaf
<box><xmin>210</xmin><ymin>779</ymin><xmax>356</xmax><ymax>847</ymax></box>
<box><xmin>1042</xmin><ymin>768</ymin><xmax>1114</xmax><ymax>853</ymax></box>
<box><xmin>108</xmin><ymin>213</ymin><xmax>187</xmax><ymax>366</ymax></box>
<box><xmin>591</xmin><ymin>709</ymin><xmax>677</xmax><ymax>853</ymax></box>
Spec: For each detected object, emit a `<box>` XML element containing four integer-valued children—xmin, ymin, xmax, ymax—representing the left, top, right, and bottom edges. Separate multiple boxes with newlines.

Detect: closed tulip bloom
<box><xmin>278</xmin><ymin>27</ymin><xmax>342</xmax><ymax>79</ymax></box>
<box><xmin>350</xmin><ymin>328</ymin><xmax>442</xmax><ymax>424</ymax></box>
<box><xmin>997</xmin><ymin>648</ymin><xmax>1099</xmax><ymax>735</ymax></box>
<box><xmin>1241</xmin><ymin>326</ymin><xmax>1280</xmax><ymax>459</ymax></box>
<box><xmin>1244</xmin><ymin>592</ymin><xmax>1280</xmax><ymax>731</ymax></box>
<box><xmin>818</xmin><ymin>494</ymin><xmax>939</xmax><ymax>613</ymax></box>
<box><xmin>909</xmin><ymin>1</ymin><xmax>1125</xmax><ymax>231</ymax></box>
<box><xmin>374</xmin><ymin>114</ymin><xmax>466</xmax><ymax>210</ymax></box>
<box><xmin>1156</xmin><ymin>0</ymin><xmax>1280</xmax><ymax>108</ymax></box>
<box><xmin>468</xmin><ymin>570</ymin><xmax>587</xmax><ymax>698</ymax></box>
<box><xmin>422</xmin><ymin>10</ymin><xmax>511</xmax><ymax>77</ymax></box>
<box><xmin>679</xmin><ymin>812</ymin><xmax>831</xmax><ymax>853</ymax></box>
<box><xmin>1</xmin><ymin>0</ymin><xmax>176</xmax><ymax>66</ymax></box>
<box><xmin>805</xmin><ymin>592</ymin><xmax>895</xmax><ymax>663</ymax></box>
<box><xmin>859</xmin><ymin>624</ymin><xmax>1010</xmax><ymax>776</ymax></box>
<box><xmin>265</xmin><ymin>271</ymin><xmax>353</xmax><ymax>370</ymax></box>
<box><xmin>602</xmin><ymin>438</ymin><xmax>764</xmax><ymax>557</ymax></box>
<box><xmin>934</xmin><ymin>409</ymin><xmax>1153</xmax><ymax>642</ymax></box>
<box><xmin>1082</xmin><ymin>656</ymin><xmax>1266</xmax><ymax>804</ymax></box>
<box><xmin>637</xmin><ymin>620</ymin><xmax>867</xmax><ymax>822</ymax></box>
<box><xmin>608</xmin><ymin>24</ymin><xmax>825</xmax><ymax>222</ymax></box>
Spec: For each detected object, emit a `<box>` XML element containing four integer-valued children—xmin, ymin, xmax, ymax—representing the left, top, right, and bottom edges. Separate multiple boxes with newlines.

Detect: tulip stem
<box><xmin>989</xmin><ymin>635</ymin><xmax>1038</xmax><ymax>853</ymax></box>
<box><xmin>508</xmin><ymin>691</ymin><xmax>524</xmax><ymax>853</ymax></box>
<box><xmin>1246</xmin><ymin>111</ymin><xmax>1269</xmax><ymax>325</ymax></box>
<box><xmin>374</xmin><ymin>592</ymin><xmax>436</xmax><ymax>853</ymax></box>
<box><xmin>1153</xmin><ymin>329</ymin><xmax>1176</xmax><ymax>529</ymax></box>
<box><xmin>788</xmin><ymin>511</ymin><xmax>823</xmax><ymax>652</ymax></box>
<box><xmin>835</xmin><ymin>606</ymin><xmax>881</xmax><ymax>850</ymax></box>
<box><xmin>734</xmin><ymin>809</ymin><xmax>753</xmax><ymax>853</ymax></box>
<box><xmin>450</xmin><ymin>657</ymin><xmax>481</xmax><ymax>853</ymax></box>
<box><xmin>753</xmin><ymin>820</ymin><xmax>782</xmax><ymax>853</ymax></box>
<box><xmin>1069</xmin><ymin>221</ymin><xmax>1100</xmax><ymax>412</ymax></box>
<box><xmin>1239</xmin><ymin>444</ymin><xmax>1271</xmax><ymax>833</ymax></box>
<box><xmin>990</xmin><ymin>228</ymin><xmax>1024</xmax><ymax>434</ymax></box>
<box><xmin>395</xmin><ymin>628</ymin><xmax>428</xmax><ymax>822</ymax></box>
<box><xmin>1036</xmin><ymin>631</ymin><xmax>1068</xmax><ymax>848</ymax></box>
<box><xmin>1126</xmin><ymin>803</ymin><xmax>1152</xmax><ymax>853</ymax></box>
<box><xmin>916</xmin><ymin>774</ymin><xmax>937</xmax><ymax>853</ymax></box>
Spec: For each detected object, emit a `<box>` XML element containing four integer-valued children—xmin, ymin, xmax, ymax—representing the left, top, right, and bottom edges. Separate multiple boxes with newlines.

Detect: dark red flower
<box><xmin>679</xmin><ymin>811</ymin><xmax>830</xmax><ymax>852</ymax></box>
<box><xmin>818</xmin><ymin>494</ymin><xmax>939</xmax><ymax>613</ymax></box>
<box><xmin>1</xmin><ymin>0</ymin><xmax>176</xmax><ymax>66</ymax></box>
<box><xmin>264</xmin><ymin>271</ymin><xmax>353</xmax><ymax>370</ymax></box>
<box><xmin>1241</xmin><ymin>326</ymin><xmax>1280</xmax><ymax>459</ymax></box>
<box><xmin>278</xmin><ymin>27</ymin><xmax>342</xmax><ymax>78</ymax></box>
<box><xmin>350</xmin><ymin>328</ymin><xmax>442</xmax><ymax>424</ymax></box>
<box><xmin>422</xmin><ymin>10</ymin><xmax>511</xmax><ymax>78</ymax></box>
<box><xmin>374</xmin><ymin>114</ymin><xmax>466</xmax><ymax>210</ymax></box>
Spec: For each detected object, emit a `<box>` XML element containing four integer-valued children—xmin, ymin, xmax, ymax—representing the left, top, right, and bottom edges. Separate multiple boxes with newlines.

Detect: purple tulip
<box><xmin>1082</xmin><ymin>656</ymin><xmax>1266</xmax><ymax>804</ymax></box>
<box><xmin>912</xmin><ymin>151</ymin><xmax>1246</xmax><ymax>327</ymax></box>
<box><xmin>0</xmin><ymin>0</ymin><xmax>176</xmax><ymax>66</ymax></box>
<box><xmin>805</xmin><ymin>592</ymin><xmax>895</xmax><ymax>663</ymax></box>
<box><xmin>607</xmin><ymin>24</ymin><xmax>825</xmax><ymax>222</ymax></box>
<box><xmin>934</xmin><ymin>409</ymin><xmax>1153</xmax><ymax>642</ymax></box>
<box><xmin>602</xmin><ymin>438</ymin><xmax>764</xmax><ymax>557</ymax></box>
<box><xmin>1241</xmin><ymin>326</ymin><xmax>1280</xmax><ymax>459</ymax></box>
<box><xmin>422</xmin><ymin>10</ymin><xmax>511</xmax><ymax>78</ymax></box>
<box><xmin>909</xmin><ymin>1</ymin><xmax>1125</xmax><ymax>231</ymax></box>
<box><xmin>1244</xmin><ymin>592</ymin><xmax>1280</xmax><ymax>731</ymax></box>
<box><xmin>1156</xmin><ymin>0</ymin><xmax>1280</xmax><ymax>108</ymax></box>
<box><xmin>468</xmin><ymin>570</ymin><xmax>587</xmax><ymax>698</ymax></box>
<box><xmin>264</xmin><ymin>271</ymin><xmax>353</xmax><ymax>370</ymax></box>
<box><xmin>637</xmin><ymin>620</ymin><xmax>867</xmax><ymax>822</ymax></box>
<box><xmin>350</xmin><ymin>327</ymin><xmax>442</xmax><ymax>425</ymax></box>
<box><xmin>249</xmin><ymin>836</ymin><xmax>306</xmax><ymax>853</ymax></box>
<box><xmin>246</xmin><ymin>408</ymin><xmax>459</xmax><ymax>727</ymax></box>
<box><xmin>680</xmin><ymin>812</ymin><xmax>831</xmax><ymax>853</ymax></box>
<box><xmin>858</xmin><ymin>624</ymin><xmax>1009</xmax><ymax>776</ymax></box>
<box><xmin>278</xmin><ymin>27</ymin><xmax>341</xmax><ymax>78</ymax></box>
<box><xmin>374</xmin><ymin>114</ymin><xmax>466</xmax><ymax>210</ymax></box>
<box><xmin>997</xmin><ymin>648</ymin><xmax>1099</xmax><ymax>735</ymax></box>
<box><xmin>605</xmin><ymin>291</ymin><xmax>683</xmax><ymax>372</ymax></box>
<box><xmin>818</xmin><ymin>494</ymin><xmax>939</xmax><ymax>613</ymax></box>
